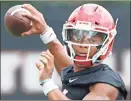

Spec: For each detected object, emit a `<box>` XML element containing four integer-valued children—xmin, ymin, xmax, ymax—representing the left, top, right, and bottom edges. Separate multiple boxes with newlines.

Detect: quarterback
<box><xmin>21</xmin><ymin>3</ymin><xmax>127</xmax><ymax>100</ymax></box>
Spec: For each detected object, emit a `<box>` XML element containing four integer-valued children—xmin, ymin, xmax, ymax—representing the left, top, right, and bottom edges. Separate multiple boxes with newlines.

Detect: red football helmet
<box><xmin>62</xmin><ymin>3</ymin><xmax>118</xmax><ymax>67</ymax></box>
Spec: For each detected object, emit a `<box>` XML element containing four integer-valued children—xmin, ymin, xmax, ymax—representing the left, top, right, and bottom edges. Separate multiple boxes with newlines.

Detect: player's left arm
<box><xmin>83</xmin><ymin>83</ymin><xmax>118</xmax><ymax>100</ymax></box>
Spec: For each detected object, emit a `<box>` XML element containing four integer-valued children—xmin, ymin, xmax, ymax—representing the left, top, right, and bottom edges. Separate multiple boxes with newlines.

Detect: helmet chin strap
<box><xmin>74</xmin><ymin>56</ymin><xmax>93</xmax><ymax>67</ymax></box>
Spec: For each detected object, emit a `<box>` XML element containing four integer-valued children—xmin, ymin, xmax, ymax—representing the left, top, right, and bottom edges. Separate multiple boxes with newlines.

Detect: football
<box><xmin>4</xmin><ymin>5</ymin><xmax>32</xmax><ymax>37</ymax></box>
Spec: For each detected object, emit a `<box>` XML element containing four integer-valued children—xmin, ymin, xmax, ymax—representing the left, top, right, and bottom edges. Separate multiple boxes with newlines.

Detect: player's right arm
<box><xmin>47</xmin><ymin>39</ymin><xmax>73</xmax><ymax>73</ymax></box>
<box><xmin>21</xmin><ymin>4</ymin><xmax>73</xmax><ymax>74</ymax></box>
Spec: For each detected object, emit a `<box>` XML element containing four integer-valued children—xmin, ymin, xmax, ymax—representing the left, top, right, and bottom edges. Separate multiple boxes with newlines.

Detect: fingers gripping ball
<box><xmin>4</xmin><ymin>5</ymin><xmax>32</xmax><ymax>37</ymax></box>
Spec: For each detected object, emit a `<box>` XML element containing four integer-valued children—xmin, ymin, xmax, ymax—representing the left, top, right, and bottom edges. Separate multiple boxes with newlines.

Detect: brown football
<box><xmin>4</xmin><ymin>5</ymin><xmax>32</xmax><ymax>37</ymax></box>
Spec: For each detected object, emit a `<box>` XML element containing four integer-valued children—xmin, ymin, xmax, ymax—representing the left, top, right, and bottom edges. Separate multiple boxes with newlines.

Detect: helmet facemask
<box><xmin>62</xmin><ymin>21</ymin><xmax>117</xmax><ymax>67</ymax></box>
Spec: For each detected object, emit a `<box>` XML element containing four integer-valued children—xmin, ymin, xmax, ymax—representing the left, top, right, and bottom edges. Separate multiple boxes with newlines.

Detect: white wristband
<box><xmin>41</xmin><ymin>79</ymin><xmax>58</xmax><ymax>96</ymax></box>
<box><xmin>40</xmin><ymin>27</ymin><xmax>57</xmax><ymax>44</ymax></box>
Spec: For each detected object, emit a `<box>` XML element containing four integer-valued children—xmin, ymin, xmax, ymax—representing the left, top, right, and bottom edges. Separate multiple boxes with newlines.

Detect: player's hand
<box><xmin>21</xmin><ymin>4</ymin><xmax>48</xmax><ymax>36</ymax></box>
<box><xmin>36</xmin><ymin>50</ymin><xmax>54</xmax><ymax>81</ymax></box>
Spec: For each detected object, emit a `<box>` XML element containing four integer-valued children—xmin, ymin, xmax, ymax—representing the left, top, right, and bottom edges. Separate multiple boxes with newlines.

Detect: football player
<box><xmin>21</xmin><ymin>3</ymin><xmax>127</xmax><ymax>100</ymax></box>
